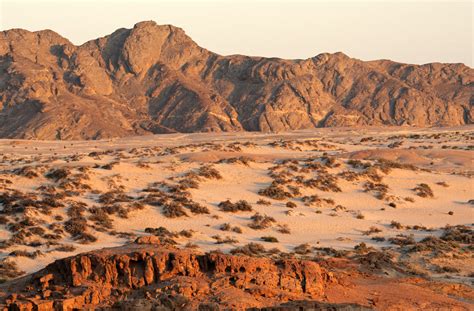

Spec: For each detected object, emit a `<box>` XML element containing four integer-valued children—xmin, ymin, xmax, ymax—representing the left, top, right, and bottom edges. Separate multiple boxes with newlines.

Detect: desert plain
<box><xmin>0</xmin><ymin>126</ymin><xmax>472</xmax><ymax>310</ymax></box>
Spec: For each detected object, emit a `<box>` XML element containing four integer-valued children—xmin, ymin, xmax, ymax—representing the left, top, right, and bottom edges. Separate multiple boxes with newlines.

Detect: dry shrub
<box><xmin>12</xmin><ymin>166</ymin><xmax>39</xmax><ymax>178</ymax></box>
<box><xmin>258</xmin><ymin>183</ymin><xmax>292</xmax><ymax>200</ymax></box>
<box><xmin>294</xmin><ymin>243</ymin><xmax>312</xmax><ymax>255</ymax></box>
<box><xmin>286</xmin><ymin>201</ymin><xmax>297</xmax><ymax>208</ymax></box>
<box><xmin>55</xmin><ymin>244</ymin><xmax>76</xmax><ymax>252</ymax></box>
<box><xmin>261</xmin><ymin>236</ymin><xmax>279</xmax><ymax>243</ymax></box>
<box><xmin>256</xmin><ymin>199</ymin><xmax>271</xmax><ymax>206</ymax></box>
<box><xmin>355</xmin><ymin>212</ymin><xmax>365</xmax><ymax>219</ymax></box>
<box><xmin>413</xmin><ymin>183</ymin><xmax>434</xmax><ymax>198</ymax></box>
<box><xmin>388</xmin><ymin>234</ymin><xmax>415</xmax><ymax>246</ymax></box>
<box><xmin>220</xmin><ymin>223</ymin><xmax>242</xmax><ymax>233</ymax></box>
<box><xmin>375</xmin><ymin>159</ymin><xmax>417</xmax><ymax>173</ymax></box>
<box><xmin>363</xmin><ymin>226</ymin><xmax>383</xmax><ymax>235</ymax></box>
<box><xmin>390</xmin><ymin>221</ymin><xmax>403</xmax><ymax>230</ymax></box>
<box><xmin>363</xmin><ymin>181</ymin><xmax>389</xmax><ymax>200</ymax></box>
<box><xmin>0</xmin><ymin>259</ymin><xmax>25</xmax><ymax>280</ymax></box>
<box><xmin>186</xmin><ymin>202</ymin><xmax>210</xmax><ymax>214</ymax></box>
<box><xmin>347</xmin><ymin>159</ymin><xmax>372</xmax><ymax>169</ymax></box>
<box><xmin>436</xmin><ymin>181</ymin><xmax>449</xmax><ymax>187</ymax></box>
<box><xmin>162</xmin><ymin>202</ymin><xmax>188</xmax><ymax>218</ymax></box>
<box><xmin>441</xmin><ymin>225</ymin><xmax>472</xmax><ymax>244</ymax></box>
<box><xmin>276</xmin><ymin>224</ymin><xmax>291</xmax><ymax>234</ymax></box>
<box><xmin>230</xmin><ymin>242</ymin><xmax>267</xmax><ymax>256</ymax></box>
<box><xmin>212</xmin><ymin>235</ymin><xmax>238</xmax><ymax>244</ymax></box>
<box><xmin>218</xmin><ymin>200</ymin><xmax>253</xmax><ymax>212</ymax></box>
<box><xmin>64</xmin><ymin>217</ymin><xmax>87</xmax><ymax>236</ymax></box>
<box><xmin>45</xmin><ymin>168</ymin><xmax>69</xmax><ymax>181</ymax></box>
<box><xmin>303</xmin><ymin>171</ymin><xmax>341</xmax><ymax>192</ymax></box>
<box><xmin>197</xmin><ymin>165</ymin><xmax>222</xmax><ymax>179</ymax></box>
<box><xmin>9</xmin><ymin>249</ymin><xmax>43</xmax><ymax>259</ymax></box>
<box><xmin>88</xmin><ymin>206</ymin><xmax>113</xmax><ymax>229</ymax></box>
<box><xmin>248</xmin><ymin>213</ymin><xmax>276</xmax><ymax>230</ymax></box>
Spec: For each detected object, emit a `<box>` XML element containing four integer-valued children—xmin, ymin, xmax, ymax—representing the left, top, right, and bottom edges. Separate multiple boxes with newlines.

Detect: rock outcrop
<box><xmin>0</xmin><ymin>21</ymin><xmax>472</xmax><ymax>140</ymax></box>
<box><xmin>0</xmin><ymin>241</ymin><xmax>336</xmax><ymax>310</ymax></box>
<box><xmin>1</xmin><ymin>238</ymin><xmax>472</xmax><ymax>310</ymax></box>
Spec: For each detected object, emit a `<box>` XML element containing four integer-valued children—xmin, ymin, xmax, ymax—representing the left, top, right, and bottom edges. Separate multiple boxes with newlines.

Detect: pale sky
<box><xmin>0</xmin><ymin>0</ymin><xmax>472</xmax><ymax>66</ymax></box>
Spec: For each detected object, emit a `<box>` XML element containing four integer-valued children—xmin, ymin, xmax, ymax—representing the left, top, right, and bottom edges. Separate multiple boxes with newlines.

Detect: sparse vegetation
<box><xmin>218</xmin><ymin>200</ymin><xmax>253</xmax><ymax>212</ymax></box>
<box><xmin>248</xmin><ymin>213</ymin><xmax>276</xmax><ymax>230</ymax></box>
<box><xmin>261</xmin><ymin>236</ymin><xmax>279</xmax><ymax>243</ymax></box>
<box><xmin>413</xmin><ymin>183</ymin><xmax>434</xmax><ymax>198</ymax></box>
<box><xmin>258</xmin><ymin>183</ymin><xmax>293</xmax><ymax>200</ymax></box>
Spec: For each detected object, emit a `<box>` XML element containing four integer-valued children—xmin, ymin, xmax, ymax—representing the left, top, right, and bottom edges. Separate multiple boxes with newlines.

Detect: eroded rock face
<box><xmin>0</xmin><ymin>21</ymin><xmax>472</xmax><ymax>140</ymax></box>
<box><xmin>1</xmin><ymin>242</ymin><xmax>335</xmax><ymax>310</ymax></box>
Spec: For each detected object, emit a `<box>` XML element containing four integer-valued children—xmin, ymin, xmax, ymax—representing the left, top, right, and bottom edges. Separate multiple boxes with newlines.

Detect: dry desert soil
<box><xmin>0</xmin><ymin>126</ymin><xmax>472</xmax><ymax>310</ymax></box>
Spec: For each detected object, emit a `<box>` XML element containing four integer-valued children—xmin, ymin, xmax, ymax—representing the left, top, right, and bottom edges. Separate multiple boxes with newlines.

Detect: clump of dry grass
<box><xmin>413</xmin><ymin>183</ymin><xmax>434</xmax><ymax>198</ymax></box>
<box><xmin>441</xmin><ymin>225</ymin><xmax>472</xmax><ymax>244</ymax></box>
<box><xmin>9</xmin><ymin>249</ymin><xmax>43</xmax><ymax>259</ymax></box>
<box><xmin>64</xmin><ymin>217</ymin><xmax>87</xmax><ymax>236</ymax></box>
<box><xmin>212</xmin><ymin>235</ymin><xmax>239</xmax><ymax>244</ymax></box>
<box><xmin>45</xmin><ymin>168</ymin><xmax>70</xmax><ymax>181</ymax></box>
<box><xmin>363</xmin><ymin>226</ymin><xmax>383</xmax><ymax>235</ymax></box>
<box><xmin>184</xmin><ymin>242</ymin><xmax>199</xmax><ymax>249</ymax></box>
<box><xmin>285</xmin><ymin>201</ymin><xmax>297</xmax><ymax>208</ymax></box>
<box><xmin>258</xmin><ymin>183</ymin><xmax>293</xmax><ymax>200</ymax></box>
<box><xmin>390</xmin><ymin>221</ymin><xmax>404</xmax><ymax>230</ymax></box>
<box><xmin>355</xmin><ymin>212</ymin><xmax>365</xmax><ymax>219</ymax></box>
<box><xmin>186</xmin><ymin>202</ymin><xmax>210</xmax><ymax>214</ymax></box>
<box><xmin>218</xmin><ymin>200</ymin><xmax>253</xmax><ymax>213</ymax></box>
<box><xmin>337</xmin><ymin>170</ymin><xmax>360</xmax><ymax>181</ymax></box>
<box><xmin>436</xmin><ymin>181</ymin><xmax>449</xmax><ymax>187</ymax></box>
<box><xmin>347</xmin><ymin>159</ymin><xmax>372</xmax><ymax>170</ymax></box>
<box><xmin>294</xmin><ymin>243</ymin><xmax>312</xmax><ymax>255</ymax></box>
<box><xmin>12</xmin><ymin>166</ymin><xmax>39</xmax><ymax>178</ymax></box>
<box><xmin>220</xmin><ymin>223</ymin><xmax>243</xmax><ymax>234</ymax></box>
<box><xmin>276</xmin><ymin>224</ymin><xmax>291</xmax><ymax>234</ymax></box>
<box><xmin>303</xmin><ymin>173</ymin><xmax>341</xmax><ymax>192</ymax></box>
<box><xmin>0</xmin><ymin>259</ymin><xmax>25</xmax><ymax>281</ymax></box>
<box><xmin>162</xmin><ymin>202</ymin><xmax>188</xmax><ymax>218</ymax></box>
<box><xmin>256</xmin><ymin>199</ymin><xmax>271</xmax><ymax>206</ymax></box>
<box><xmin>219</xmin><ymin>156</ymin><xmax>253</xmax><ymax>166</ymax></box>
<box><xmin>197</xmin><ymin>165</ymin><xmax>222</xmax><ymax>179</ymax></box>
<box><xmin>88</xmin><ymin>206</ymin><xmax>113</xmax><ymax>229</ymax></box>
<box><xmin>388</xmin><ymin>234</ymin><xmax>415</xmax><ymax>246</ymax></box>
<box><xmin>375</xmin><ymin>159</ymin><xmax>417</xmax><ymax>173</ymax></box>
<box><xmin>54</xmin><ymin>244</ymin><xmax>76</xmax><ymax>252</ymax></box>
<box><xmin>144</xmin><ymin>226</ymin><xmax>179</xmax><ymax>244</ymax></box>
<box><xmin>248</xmin><ymin>213</ymin><xmax>276</xmax><ymax>230</ymax></box>
<box><xmin>301</xmin><ymin>195</ymin><xmax>335</xmax><ymax>207</ymax></box>
<box><xmin>99</xmin><ymin>190</ymin><xmax>133</xmax><ymax>205</ymax></box>
<box><xmin>229</xmin><ymin>242</ymin><xmax>278</xmax><ymax>256</ymax></box>
<box><xmin>363</xmin><ymin>181</ymin><xmax>389</xmax><ymax>200</ymax></box>
<box><xmin>261</xmin><ymin>236</ymin><xmax>279</xmax><ymax>243</ymax></box>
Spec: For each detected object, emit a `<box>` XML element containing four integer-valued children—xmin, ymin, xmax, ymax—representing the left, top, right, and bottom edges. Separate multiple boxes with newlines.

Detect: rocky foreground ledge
<box><xmin>1</xmin><ymin>236</ymin><xmax>471</xmax><ymax>310</ymax></box>
<box><xmin>0</xmin><ymin>236</ymin><xmax>339</xmax><ymax>310</ymax></box>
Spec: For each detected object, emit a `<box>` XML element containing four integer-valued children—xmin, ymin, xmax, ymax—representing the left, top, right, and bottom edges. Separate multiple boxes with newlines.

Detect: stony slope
<box><xmin>0</xmin><ymin>21</ymin><xmax>472</xmax><ymax>140</ymax></box>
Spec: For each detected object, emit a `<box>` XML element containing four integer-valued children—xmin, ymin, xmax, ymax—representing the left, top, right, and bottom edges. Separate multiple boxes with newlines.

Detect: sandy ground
<box><xmin>0</xmin><ymin>126</ymin><xmax>472</xmax><ymax>280</ymax></box>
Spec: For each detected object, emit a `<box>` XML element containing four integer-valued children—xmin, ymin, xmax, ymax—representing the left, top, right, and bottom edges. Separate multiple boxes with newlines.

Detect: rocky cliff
<box><xmin>1</xmin><ymin>237</ymin><xmax>338</xmax><ymax>310</ymax></box>
<box><xmin>2</xmin><ymin>237</ymin><xmax>471</xmax><ymax>310</ymax></box>
<box><xmin>0</xmin><ymin>21</ymin><xmax>472</xmax><ymax>139</ymax></box>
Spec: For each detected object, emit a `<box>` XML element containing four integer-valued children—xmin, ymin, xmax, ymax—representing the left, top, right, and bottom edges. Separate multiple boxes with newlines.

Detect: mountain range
<box><xmin>0</xmin><ymin>21</ymin><xmax>472</xmax><ymax>140</ymax></box>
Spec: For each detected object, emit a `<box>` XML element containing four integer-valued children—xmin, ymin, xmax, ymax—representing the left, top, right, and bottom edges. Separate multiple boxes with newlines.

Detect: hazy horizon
<box><xmin>0</xmin><ymin>0</ymin><xmax>472</xmax><ymax>66</ymax></box>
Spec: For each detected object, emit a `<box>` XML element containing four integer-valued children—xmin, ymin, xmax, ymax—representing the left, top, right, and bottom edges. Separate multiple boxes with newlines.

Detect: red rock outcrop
<box><xmin>1</xmin><ymin>239</ymin><xmax>472</xmax><ymax>310</ymax></box>
<box><xmin>0</xmin><ymin>242</ymin><xmax>336</xmax><ymax>310</ymax></box>
<box><xmin>0</xmin><ymin>21</ymin><xmax>472</xmax><ymax>140</ymax></box>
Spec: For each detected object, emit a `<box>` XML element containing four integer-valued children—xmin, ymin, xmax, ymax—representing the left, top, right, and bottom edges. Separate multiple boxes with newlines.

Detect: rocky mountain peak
<box><xmin>0</xmin><ymin>21</ymin><xmax>472</xmax><ymax>140</ymax></box>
